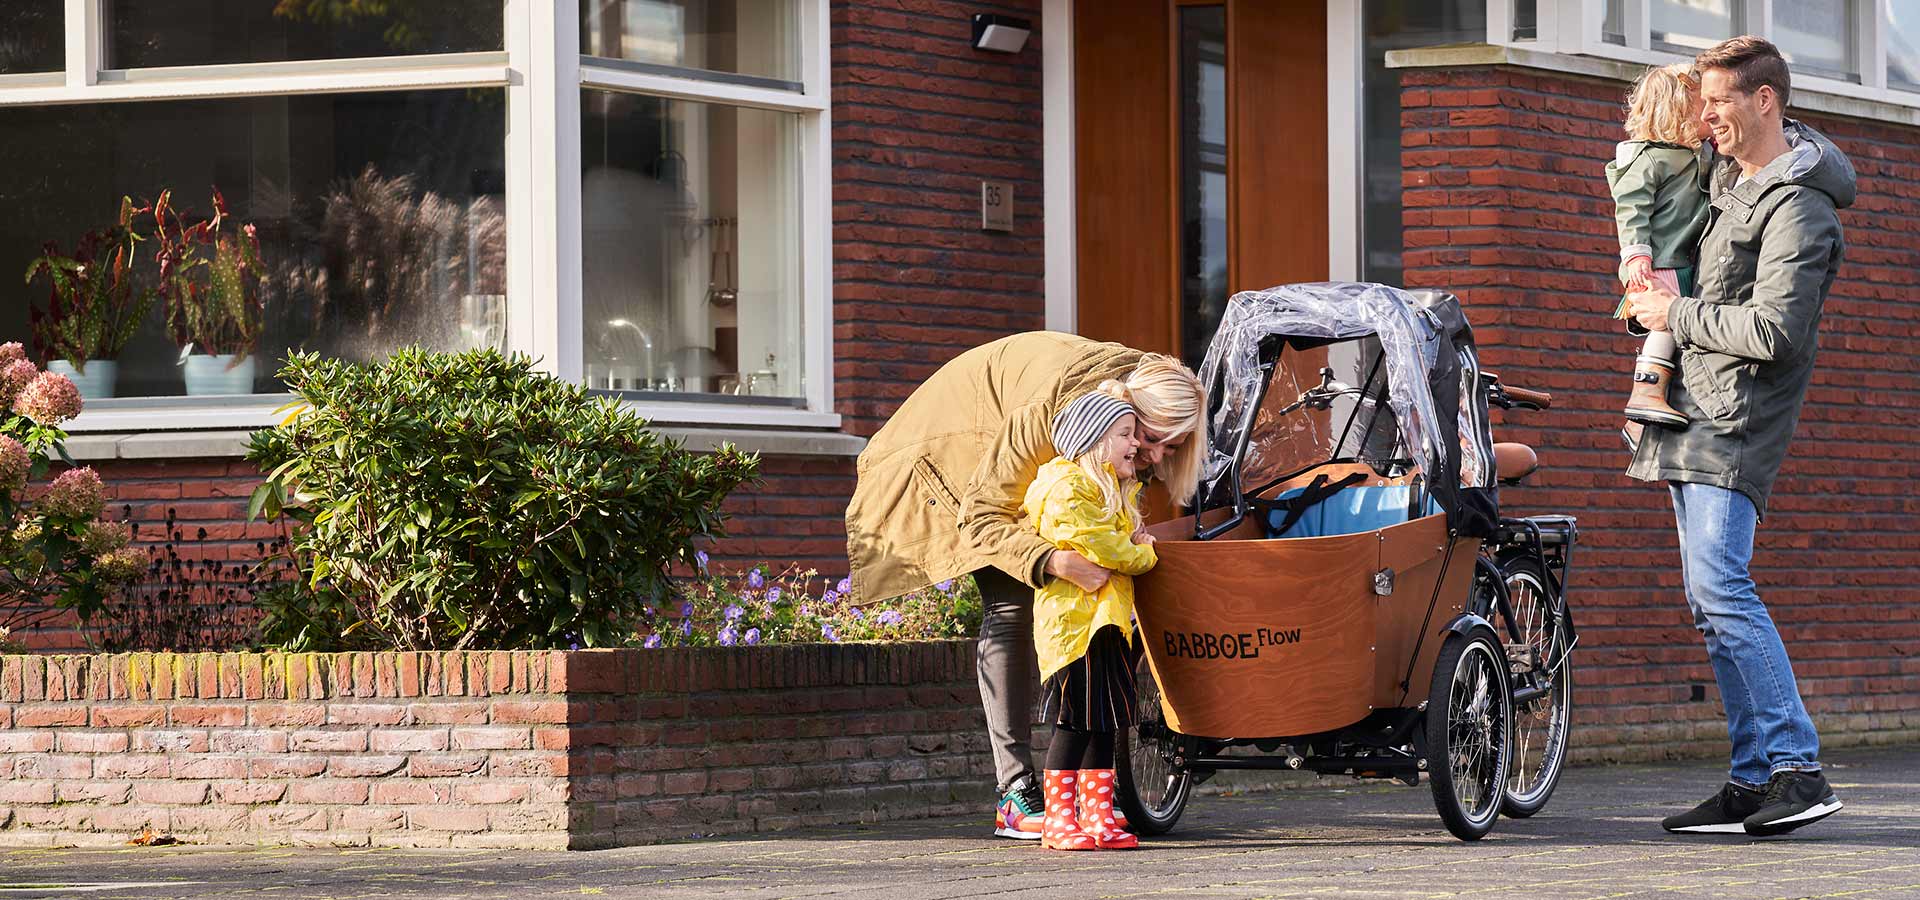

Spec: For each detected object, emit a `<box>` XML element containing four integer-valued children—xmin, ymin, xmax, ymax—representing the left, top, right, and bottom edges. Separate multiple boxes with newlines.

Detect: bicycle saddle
<box><xmin>1494</xmin><ymin>442</ymin><xmax>1538</xmax><ymax>485</ymax></box>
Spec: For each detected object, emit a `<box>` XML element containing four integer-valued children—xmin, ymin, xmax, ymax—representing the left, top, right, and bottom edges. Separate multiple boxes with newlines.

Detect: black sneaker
<box><xmin>1744</xmin><ymin>770</ymin><xmax>1842</xmax><ymax>836</ymax></box>
<box><xmin>1662</xmin><ymin>781</ymin><xmax>1766</xmax><ymax>834</ymax></box>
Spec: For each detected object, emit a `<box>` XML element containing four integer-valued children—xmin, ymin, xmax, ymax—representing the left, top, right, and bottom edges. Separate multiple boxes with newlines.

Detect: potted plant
<box><xmin>22</xmin><ymin>198</ymin><xmax>157</xmax><ymax>399</ymax></box>
<box><xmin>154</xmin><ymin>188</ymin><xmax>267</xmax><ymax>396</ymax></box>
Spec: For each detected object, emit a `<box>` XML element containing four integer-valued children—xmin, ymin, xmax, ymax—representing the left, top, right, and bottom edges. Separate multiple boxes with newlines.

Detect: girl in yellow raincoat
<box><xmin>1021</xmin><ymin>383</ymin><xmax>1158</xmax><ymax>851</ymax></box>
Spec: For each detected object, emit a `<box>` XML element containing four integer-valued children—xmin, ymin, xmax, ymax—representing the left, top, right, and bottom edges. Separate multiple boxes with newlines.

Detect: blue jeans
<box><xmin>1670</xmin><ymin>483</ymin><xmax>1821</xmax><ymax>788</ymax></box>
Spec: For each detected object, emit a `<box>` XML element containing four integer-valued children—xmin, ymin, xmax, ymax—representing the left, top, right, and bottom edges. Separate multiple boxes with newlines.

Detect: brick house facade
<box><xmin>9</xmin><ymin>4</ymin><xmax>1918</xmax><ymax>763</ymax></box>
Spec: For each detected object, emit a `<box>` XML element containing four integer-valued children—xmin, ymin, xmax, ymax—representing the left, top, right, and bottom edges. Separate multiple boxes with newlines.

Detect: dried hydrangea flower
<box><xmin>42</xmin><ymin>467</ymin><xmax>105</xmax><ymax>520</ymax></box>
<box><xmin>0</xmin><ymin>436</ymin><xmax>28</xmax><ymax>493</ymax></box>
<box><xmin>0</xmin><ymin>359</ymin><xmax>37</xmax><ymax>407</ymax></box>
<box><xmin>79</xmin><ymin>519</ymin><xmax>133</xmax><ymax>557</ymax></box>
<box><xmin>0</xmin><ymin>342</ymin><xmax>24</xmax><ymax>367</ymax></box>
<box><xmin>13</xmin><ymin>370</ymin><xmax>83</xmax><ymax>424</ymax></box>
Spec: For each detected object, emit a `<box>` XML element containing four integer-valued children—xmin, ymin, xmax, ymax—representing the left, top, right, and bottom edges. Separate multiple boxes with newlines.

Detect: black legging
<box><xmin>1045</xmin><ymin>726</ymin><xmax>1115</xmax><ymax>770</ymax></box>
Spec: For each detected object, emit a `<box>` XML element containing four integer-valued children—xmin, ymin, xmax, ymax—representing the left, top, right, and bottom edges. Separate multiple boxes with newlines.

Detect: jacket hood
<box><xmin>1722</xmin><ymin>119</ymin><xmax>1856</xmax><ymax>210</ymax></box>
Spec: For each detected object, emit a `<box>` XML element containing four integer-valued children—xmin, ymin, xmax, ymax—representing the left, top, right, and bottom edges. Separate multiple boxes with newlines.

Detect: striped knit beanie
<box><xmin>1051</xmin><ymin>390</ymin><xmax>1135</xmax><ymax>460</ymax></box>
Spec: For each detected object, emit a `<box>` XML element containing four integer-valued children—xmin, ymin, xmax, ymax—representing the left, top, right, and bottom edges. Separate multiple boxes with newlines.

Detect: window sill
<box><xmin>61</xmin><ymin>426</ymin><xmax>865</xmax><ymax>463</ymax></box>
<box><xmin>1385</xmin><ymin>43</ymin><xmax>1920</xmax><ymax>128</ymax></box>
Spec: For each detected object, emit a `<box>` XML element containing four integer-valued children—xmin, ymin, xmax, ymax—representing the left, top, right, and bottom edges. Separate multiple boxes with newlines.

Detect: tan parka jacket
<box><xmin>845</xmin><ymin>332</ymin><xmax>1142</xmax><ymax>603</ymax></box>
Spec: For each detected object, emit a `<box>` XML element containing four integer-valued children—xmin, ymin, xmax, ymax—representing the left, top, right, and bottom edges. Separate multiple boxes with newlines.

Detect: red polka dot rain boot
<box><xmin>1076</xmin><ymin>769</ymin><xmax>1138</xmax><ymax>849</ymax></box>
<box><xmin>1040</xmin><ymin>769</ymin><xmax>1096</xmax><ymax>851</ymax></box>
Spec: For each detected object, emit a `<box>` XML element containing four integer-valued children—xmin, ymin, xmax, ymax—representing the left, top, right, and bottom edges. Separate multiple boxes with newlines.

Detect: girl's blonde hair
<box><xmin>1072</xmin><ymin>380</ymin><xmax>1143</xmax><ymax>535</ymax></box>
<box><xmin>1625</xmin><ymin>63</ymin><xmax>1703</xmax><ymax>147</ymax></box>
<box><xmin>1123</xmin><ymin>354</ymin><xmax>1207</xmax><ymax>506</ymax></box>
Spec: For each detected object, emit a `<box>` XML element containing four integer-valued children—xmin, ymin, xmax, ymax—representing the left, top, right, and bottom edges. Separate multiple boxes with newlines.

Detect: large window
<box><xmin>1518</xmin><ymin>0</ymin><xmax>1913</xmax><ymax>102</ymax></box>
<box><xmin>0</xmin><ymin>90</ymin><xmax>506</xmax><ymax>399</ymax></box>
<box><xmin>0</xmin><ymin>3</ymin><xmax>832</xmax><ymax>430</ymax></box>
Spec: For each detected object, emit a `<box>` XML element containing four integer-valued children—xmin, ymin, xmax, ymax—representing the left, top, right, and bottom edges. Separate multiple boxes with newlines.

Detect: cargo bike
<box><xmin>1118</xmin><ymin>282</ymin><xmax>1579</xmax><ymax>841</ymax></box>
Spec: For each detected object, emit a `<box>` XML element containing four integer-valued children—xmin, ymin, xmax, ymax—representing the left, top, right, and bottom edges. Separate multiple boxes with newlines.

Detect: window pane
<box><xmin>1513</xmin><ymin>0</ymin><xmax>1539</xmax><ymax>41</ymax></box>
<box><xmin>1889</xmin><ymin>0</ymin><xmax>1920</xmax><ymax>88</ymax></box>
<box><xmin>0</xmin><ymin>90</ymin><xmax>507</xmax><ymax>399</ymax></box>
<box><xmin>581</xmin><ymin>0</ymin><xmax>801</xmax><ymax>85</ymax></box>
<box><xmin>1177</xmin><ymin>6</ymin><xmax>1228</xmax><ymax>369</ymax></box>
<box><xmin>0</xmin><ymin>3</ymin><xmax>63</xmax><ymax>73</ymax></box>
<box><xmin>106</xmin><ymin>1</ymin><xmax>503</xmax><ymax>69</ymax></box>
<box><xmin>1651</xmin><ymin>0</ymin><xmax>1741</xmax><ymax>54</ymax></box>
<box><xmin>1602</xmin><ymin>0</ymin><xmax>1626</xmax><ymax>45</ymax></box>
<box><xmin>1776</xmin><ymin>0</ymin><xmax>1859</xmax><ymax>79</ymax></box>
<box><xmin>582</xmin><ymin>89</ymin><xmax>803</xmax><ymax>401</ymax></box>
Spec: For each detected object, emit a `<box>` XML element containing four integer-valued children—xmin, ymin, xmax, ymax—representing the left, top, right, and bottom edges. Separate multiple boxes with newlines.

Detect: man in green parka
<box><xmin>1626</xmin><ymin>36</ymin><xmax>1854</xmax><ymax>837</ymax></box>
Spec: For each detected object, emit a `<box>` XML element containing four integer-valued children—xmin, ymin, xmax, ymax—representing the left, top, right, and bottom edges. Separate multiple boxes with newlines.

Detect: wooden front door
<box><xmin>1073</xmin><ymin>1</ymin><xmax>1329</xmax><ymax>366</ymax></box>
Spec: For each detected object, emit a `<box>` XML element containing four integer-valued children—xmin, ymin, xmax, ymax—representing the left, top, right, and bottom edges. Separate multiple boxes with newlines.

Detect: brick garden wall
<box><xmin>1396</xmin><ymin>64</ymin><xmax>1920</xmax><ymax>760</ymax></box>
<box><xmin>0</xmin><ymin>643</ymin><xmax>990</xmax><ymax>849</ymax></box>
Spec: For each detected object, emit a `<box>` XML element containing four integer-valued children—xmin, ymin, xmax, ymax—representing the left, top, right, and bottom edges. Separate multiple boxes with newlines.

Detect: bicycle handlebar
<box><xmin>1503</xmin><ymin>386</ymin><xmax>1552</xmax><ymax>409</ymax></box>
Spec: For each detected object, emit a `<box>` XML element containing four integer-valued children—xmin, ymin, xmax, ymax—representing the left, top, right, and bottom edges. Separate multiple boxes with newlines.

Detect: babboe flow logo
<box><xmin>1163</xmin><ymin>627</ymin><xmax>1302</xmax><ymax>660</ymax></box>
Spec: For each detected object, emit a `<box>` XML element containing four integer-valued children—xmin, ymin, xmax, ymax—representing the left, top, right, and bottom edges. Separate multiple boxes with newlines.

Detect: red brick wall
<box><xmin>1397</xmin><ymin>65</ymin><xmax>1920</xmax><ymax>759</ymax></box>
<box><xmin>0</xmin><ymin>643</ymin><xmax>989</xmax><ymax>848</ymax></box>
<box><xmin>832</xmin><ymin>0</ymin><xmax>1049</xmax><ymax>437</ymax></box>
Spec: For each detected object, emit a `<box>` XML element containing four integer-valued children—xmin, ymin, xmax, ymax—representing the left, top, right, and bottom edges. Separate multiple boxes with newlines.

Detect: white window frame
<box><xmin>1498</xmin><ymin>0</ymin><xmax>1909</xmax><ymax>108</ymax></box>
<box><xmin>5</xmin><ymin>0</ymin><xmax>837</xmax><ymax>434</ymax></box>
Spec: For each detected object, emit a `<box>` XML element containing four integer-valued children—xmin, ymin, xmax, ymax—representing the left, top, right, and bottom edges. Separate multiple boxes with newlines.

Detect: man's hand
<box><xmin>1046</xmin><ymin>549</ymin><xmax>1112</xmax><ymax>593</ymax></box>
<box><xmin>1622</xmin><ymin>255</ymin><xmax>1655</xmax><ymax>292</ymax></box>
<box><xmin>1628</xmin><ymin>285</ymin><xmax>1678</xmax><ymax>333</ymax></box>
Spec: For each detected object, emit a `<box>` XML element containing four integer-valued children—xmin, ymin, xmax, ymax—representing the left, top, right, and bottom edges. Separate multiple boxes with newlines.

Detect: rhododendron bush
<box><xmin>0</xmin><ymin>342</ymin><xmax>141</xmax><ymax>640</ymax></box>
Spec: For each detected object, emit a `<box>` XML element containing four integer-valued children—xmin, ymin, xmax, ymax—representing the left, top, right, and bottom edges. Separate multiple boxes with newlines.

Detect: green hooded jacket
<box><xmin>1626</xmin><ymin>120</ymin><xmax>1857</xmax><ymax>515</ymax></box>
<box><xmin>1605</xmin><ymin>140</ymin><xmax>1711</xmax><ymax>282</ymax></box>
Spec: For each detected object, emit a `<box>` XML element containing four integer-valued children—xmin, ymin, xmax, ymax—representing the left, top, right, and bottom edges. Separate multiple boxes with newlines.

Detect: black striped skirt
<box><xmin>1040</xmin><ymin>625</ymin><xmax>1138</xmax><ymax>732</ymax></box>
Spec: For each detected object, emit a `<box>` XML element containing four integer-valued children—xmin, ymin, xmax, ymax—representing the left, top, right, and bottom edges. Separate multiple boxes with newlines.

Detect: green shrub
<box><xmin>245</xmin><ymin>347</ymin><xmax>757</xmax><ymax>651</ymax></box>
<box><xmin>644</xmin><ymin>561</ymin><xmax>982</xmax><ymax>647</ymax></box>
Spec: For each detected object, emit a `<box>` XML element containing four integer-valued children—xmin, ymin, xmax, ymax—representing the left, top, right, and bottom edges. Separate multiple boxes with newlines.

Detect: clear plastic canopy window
<box><xmin>1195</xmin><ymin>281</ymin><xmax>1492</xmax><ymax>493</ymax></box>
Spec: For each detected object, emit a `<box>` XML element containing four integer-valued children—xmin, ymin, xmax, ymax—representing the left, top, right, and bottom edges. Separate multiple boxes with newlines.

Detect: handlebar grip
<box><xmin>1504</xmin><ymin>386</ymin><xmax>1552</xmax><ymax>409</ymax></box>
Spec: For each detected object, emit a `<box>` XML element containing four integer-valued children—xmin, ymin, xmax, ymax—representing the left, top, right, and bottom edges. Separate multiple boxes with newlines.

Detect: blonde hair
<box><xmin>1072</xmin><ymin>380</ymin><xmax>1143</xmax><ymax>535</ymax></box>
<box><xmin>1625</xmin><ymin>63</ymin><xmax>1703</xmax><ymax>148</ymax></box>
<box><xmin>1122</xmin><ymin>354</ymin><xmax>1207</xmax><ymax>506</ymax></box>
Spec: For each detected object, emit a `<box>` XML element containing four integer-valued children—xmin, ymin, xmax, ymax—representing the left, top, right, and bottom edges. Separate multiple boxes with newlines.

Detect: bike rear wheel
<box><xmin>1497</xmin><ymin>554</ymin><xmax>1573</xmax><ymax>818</ymax></box>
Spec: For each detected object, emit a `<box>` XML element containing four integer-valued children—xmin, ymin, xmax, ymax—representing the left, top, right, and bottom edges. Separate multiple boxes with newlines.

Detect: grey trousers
<box><xmin>974</xmin><ymin>566</ymin><xmax>1039</xmax><ymax>792</ymax></box>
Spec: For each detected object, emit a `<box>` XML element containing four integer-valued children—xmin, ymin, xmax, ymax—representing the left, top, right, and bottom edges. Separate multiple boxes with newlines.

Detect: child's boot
<box><xmin>1624</xmin><ymin>332</ymin><xmax>1689</xmax><ymax>429</ymax></box>
<box><xmin>1040</xmin><ymin>770</ymin><xmax>1096</xmax><ymax>851</ymax></box>
<box><xmin>1075</xmin><ymin>769</ymin><xmax>1138</xmax><ymax>849</ymax></box>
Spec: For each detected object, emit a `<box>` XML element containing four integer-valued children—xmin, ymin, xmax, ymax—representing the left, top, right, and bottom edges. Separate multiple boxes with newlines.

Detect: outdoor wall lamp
<box><xmin>971</xmin><ymin>14</ymin><xmax>1031</xmax><ymax>53</ymax></box>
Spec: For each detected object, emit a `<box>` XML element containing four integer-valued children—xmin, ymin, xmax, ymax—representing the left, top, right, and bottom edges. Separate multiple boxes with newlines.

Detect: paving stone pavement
<box><xmin>1</xmin><ymin>748</ymin><xmax>1915</xmax><ymax>900</ymax></box>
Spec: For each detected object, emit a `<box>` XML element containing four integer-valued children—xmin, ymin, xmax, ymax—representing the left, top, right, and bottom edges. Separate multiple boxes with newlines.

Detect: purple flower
<box><xmin>744</xmin><ymin>628</ymin><xmax>761</xmax><ymax>646</ymax></box>
<box><xmin>680</xmin><ymin>601</ymin><xmax>694</xmax><ymax>617</ymax></box>
<box><xmin>718</xmin><ymin>627</ymin><xmax>738</xmax><ymax>647</ymax></box>
<box><xmin>723</xmin><ymin>604</ymin><xmax>744</xmax><ymax>622</ymax></box>
<box><xmin>878</xmin><ymin>610</ymin><xmax>903</xmax><ymax>626</ymax></box>
<box><xmin>747</xmin><ymin>569</ymin><xmax>765</xmax><ymax>589</ymax></box>
<box><xmin>821</xmin><ymin>623</ymin><xmax>839</xmax><ymax>642</ymax></box>
<box><xmin>850</xmin><ymin>607</ymin><xmax>865</xmax><ymax>621</ymax></box>
<box><xmin>936</xmin><ymin>580</ymin><xmax>955</xmax><ymax>593</ymax></box>
<box><xmin>644</xmin><ymin>634</ymin><xmax>662</xmax><ymax>648</ymax></box>
<box><xmin>767</xmin><ymin>587</ymin><xmax>781</xmax><ymax>604</ymax></box>
<box><xmin>695</xmin><ymin>550</ymin><xmax>710</xmax><ymax>571</ymax></box>
<box><xmin>679</xmin><ymin>619</ymin><xmax>692</xmax><ymax>636</ymax></box>
<box><xmin>821</xmin><ymin>590</ymin><xmax>838</xmax><ymax>606</ymax></box>
<box><xmin>836</xmin><ymin>577</ymin><xmax>852</xmax><ymax>595</ymax></box>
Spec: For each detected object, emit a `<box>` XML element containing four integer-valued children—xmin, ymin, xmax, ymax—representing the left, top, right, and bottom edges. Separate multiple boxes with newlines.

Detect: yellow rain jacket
<box><xmin>1022</xmin><ymin>458</ymin><xmax>1158</xmax><ymax>682</ymax></box>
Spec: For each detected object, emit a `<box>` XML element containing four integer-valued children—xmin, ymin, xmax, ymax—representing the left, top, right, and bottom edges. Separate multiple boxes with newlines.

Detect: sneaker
<box><xmin>1744</xmin><ymin>770</ymin><xmax>1842</xmax><ymax>836</ymax></box>
<box><xmin>994</xmin><ymin>775</ymin><xmax>1045</xmax><ymax>840</ymax></box>
<box><xmin>1662</xmin><ymin>781</ymin><xmax>1766</xmax><ymax>834</ymax></box>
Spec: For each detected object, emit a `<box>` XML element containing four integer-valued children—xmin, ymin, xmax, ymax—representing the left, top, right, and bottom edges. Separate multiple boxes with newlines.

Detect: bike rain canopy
<box><xmin>1194</xmin><ymin>281</ymin><xmax>1498</xmax><ymax>537</ymax></box>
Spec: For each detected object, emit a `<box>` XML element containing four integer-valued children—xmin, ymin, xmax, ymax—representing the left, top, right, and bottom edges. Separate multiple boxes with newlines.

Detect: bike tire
<box><xmin>1114</xmin><ymin>649</ymin><xmax>1193</xmax><ymax>835</ymax></box>
<box><xmin>1425</xmin><ymin>626</ymin><xmax>1512</xmax><ymax>841</ymax></box>
<box><xmin>1496</xmin><ymin>554</ymin><xmax>1574</xmax><ymax>818</ymax></box>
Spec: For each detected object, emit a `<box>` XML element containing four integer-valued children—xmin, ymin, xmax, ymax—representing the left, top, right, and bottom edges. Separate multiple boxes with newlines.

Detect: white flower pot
<box><xmin>46</xmin><ymin>359</ymin><xmax>116</xmax><ymax>400</ymax></box>
<box><xmin>181</xmin><ymin>354</ymin><xmax>257</xmax><ymax>396</ymax></box>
